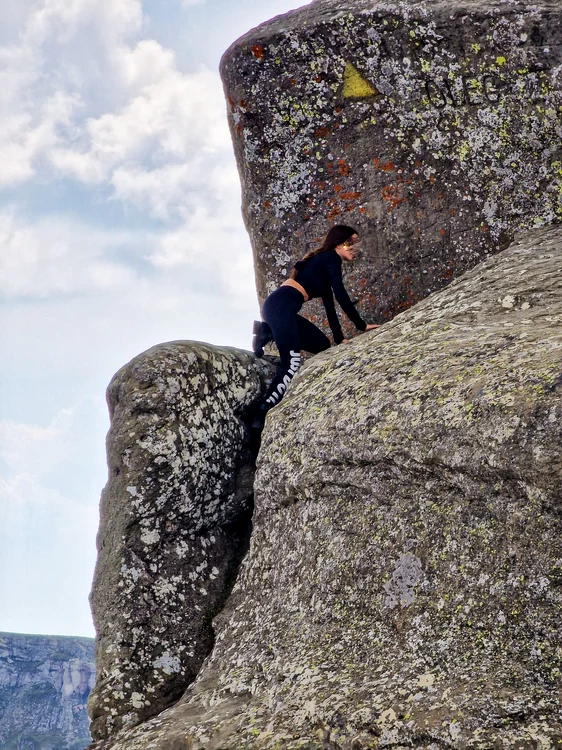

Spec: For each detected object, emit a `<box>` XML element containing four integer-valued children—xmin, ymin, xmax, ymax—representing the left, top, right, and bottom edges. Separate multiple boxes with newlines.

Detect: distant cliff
<box><xmin>0</xmin><ymin>632</ymin><xmax>95</xmax><ymax>750</ymax></box>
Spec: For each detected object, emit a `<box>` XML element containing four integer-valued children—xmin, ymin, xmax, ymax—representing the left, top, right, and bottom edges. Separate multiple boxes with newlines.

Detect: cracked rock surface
<box><xmin>87</xmin><ymin>342</ymin><xmax>275</xmax><ymax>746</ymax></box>
<box><xmin>97</xmin><ymin>226</ymin><xmax>561</xmax><ymax>748</ymax></box>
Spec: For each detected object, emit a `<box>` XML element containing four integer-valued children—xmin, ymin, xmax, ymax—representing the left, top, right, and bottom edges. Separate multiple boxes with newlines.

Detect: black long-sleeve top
<box><xmin>294</xmin><ymin>249</ymin><xmax>366</xmax><ymax>344</ymax></box>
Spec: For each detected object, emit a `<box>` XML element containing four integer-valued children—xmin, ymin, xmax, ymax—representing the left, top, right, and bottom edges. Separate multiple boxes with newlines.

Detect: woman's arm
<box><xmin>325</xmin><ymin>253</ymin><xmax>367</xmax><ymax>330</ymax></box>
<box><xmin>321</xmin><ymin>291</ymin><xmax>344</xmax><ymax>344</ymax></box>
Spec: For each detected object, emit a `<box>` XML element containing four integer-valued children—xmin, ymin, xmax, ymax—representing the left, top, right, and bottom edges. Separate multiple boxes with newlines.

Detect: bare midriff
<box><xmin>281</xmin><ymin>278</ymin><xmax>309</xmax><ymax>301</ymax></box>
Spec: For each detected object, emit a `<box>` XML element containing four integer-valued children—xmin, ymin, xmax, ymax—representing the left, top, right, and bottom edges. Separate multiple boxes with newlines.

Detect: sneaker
<box><xmin>252</xmin><ymin>320</ymin><xmax>273</xmax><ymax>357</ymax></box>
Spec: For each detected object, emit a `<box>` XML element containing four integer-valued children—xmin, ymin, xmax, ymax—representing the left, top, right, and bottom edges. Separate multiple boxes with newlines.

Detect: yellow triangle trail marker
<box><xmin>342</xmin><ymin>62</ymin><xmax>378</xmax><ymax>99</ymax></box>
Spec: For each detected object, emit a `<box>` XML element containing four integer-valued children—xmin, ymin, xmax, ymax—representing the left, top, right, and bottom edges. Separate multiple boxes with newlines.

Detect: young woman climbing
<box><xmin>251</xmin><ymin>224</ymin><xmax>379</xmax><ymax>428</ymax></box>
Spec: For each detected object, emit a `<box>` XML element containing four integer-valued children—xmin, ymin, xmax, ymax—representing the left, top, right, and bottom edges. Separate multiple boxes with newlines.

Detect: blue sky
<box><xmin>0</xmin><ymin>0</ymin><xmax>306</xmax><ymax>638</ymax></box>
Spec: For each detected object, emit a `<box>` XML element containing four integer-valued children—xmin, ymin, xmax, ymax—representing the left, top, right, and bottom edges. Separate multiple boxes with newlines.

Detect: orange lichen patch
<box><xmin>381</xmin><ymin>185</ymin><xmax>405</xmax><ymax>210</ymax></box>
<box><xmin>314</xmin><ymin>75</ymin><xmax>322</xmax><ymax>83</ymax></box>
<box><xmin>227</xmin><ymin>95</ymin><xmax>237</xmax><ymax>111</ymax></box>
<box><xmin>337</xmin><ymin>160</ymin><xmax>350</xmax><ymax>177</ymax></box>
<box><xmin>440</xmin><ymin>229</ymin><xmax>446</xmax><ymax>235</ymax></box>
<box><xmin>239</xmin><ymin>100</ymin><xmax>246</xmax><ymax>108</ymax></box>
<box><xmin>344</xmin><ymin>143</ymin><xmax>350</xmax><ymax>150</ymax></box>
<box><xmin>251</xmin><ymin>45</ymin><xmax>264</xmax><ymax>58</ymax></box>
<box><xmin>334</xmin><ymin>185</ymin><xmax>342</xmax><ymax>192</ymax></box>
<box><xmin>372</xmin><ymin>158</ymin><xmax>395</xmax><ymax>172</ymax></box>
<box><xmin>481</xmin><ymin>225</ymin><xmax>488</xmax><ymax>232</ymax></box>
<box><xmin>450</xmin><ymin>209</ymin><xmax>456</xmax><ymax>216</ymax></box>
<box><xmin>359</xmin><ymin>207</ymin><xmax>366</xmax><ymax>214</ymax></box>
<box><xmin>315</xmin><ymin>127</ymin><xmax>330</xmax><ymax>138</ymax></box>
<box><xmin>340</xmin><ymin>192</ymin><xmax>362</xmax><ymax>201</ymax></box>
<box><xmin>263</xmin><ymin>201</ymin><xmax>270</xmax><ymax>208</ymax></box>
<box><xmin>290</xmin><ymin>78</ymin><xmax>297</xmax><ymax>85</ymax></box>
<box><xmin>327</xmin><ymin>205</ymin><xmax>342</xmax><ymax>220</ymax></box>
<box><xmin>236</xmin><ymin>123</ymin><xmax>243</xmax><ymax>137</ymax></box>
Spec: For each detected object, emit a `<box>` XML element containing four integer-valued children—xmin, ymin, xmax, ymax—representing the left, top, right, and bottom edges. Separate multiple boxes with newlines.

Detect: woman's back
<box><xmin>293</xmin><ymin>248</ymin><xmax>341</xmax><ymax>300</ymax></box>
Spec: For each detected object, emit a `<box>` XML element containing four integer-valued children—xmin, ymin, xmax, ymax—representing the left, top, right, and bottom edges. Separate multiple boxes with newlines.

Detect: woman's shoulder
<box><xmin>315</xmin><ymin>248</ymin><xmax>339</xmax><ymax>265</ymax></box>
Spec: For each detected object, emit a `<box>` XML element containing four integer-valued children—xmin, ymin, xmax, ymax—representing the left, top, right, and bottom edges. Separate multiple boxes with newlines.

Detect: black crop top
<box><xmin>294</xmin><ymin>249</ymin><xmax>366</xmax><ymax>344</ymax></box>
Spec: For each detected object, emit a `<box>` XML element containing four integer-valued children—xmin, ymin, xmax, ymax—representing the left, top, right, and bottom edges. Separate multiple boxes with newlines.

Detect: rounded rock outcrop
<box><xmin>87</xmin><ymin>341</ymin><xmax>275</xmax><ymax>745</ymax></box>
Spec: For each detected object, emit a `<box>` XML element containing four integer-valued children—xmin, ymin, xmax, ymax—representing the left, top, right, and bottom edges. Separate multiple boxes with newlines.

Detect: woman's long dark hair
<box><xmin>290</xmin><ymin>224</ymin><xmax>357</xmax><ymax>280</ymax></box>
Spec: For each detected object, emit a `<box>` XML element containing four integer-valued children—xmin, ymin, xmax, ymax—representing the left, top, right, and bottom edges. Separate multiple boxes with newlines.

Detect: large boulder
<box><xmin>97</xmin><ymin>226</ymin><xmax>561</xmax><ymax>748</ymax></box>
<box><xmin>220</xmin><ymin>0</ymin><xmax>562</xmax><ymax>335</ymax></box>
<box><xmin>87</xmin><ymin>342</ymin><xmax>275</xmax><ymax>745</ymax></box>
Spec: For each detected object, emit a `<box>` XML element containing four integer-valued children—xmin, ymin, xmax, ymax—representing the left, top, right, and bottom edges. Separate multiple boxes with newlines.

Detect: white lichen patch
<box><xmin>152</xmin><ymin>654</ymin><xmax>182</xmax><ymax>675</ymax></box>
<box><xmin>140</xmin><ymin>529</ymin><xmax>160</xmax><ymax>546</ymax></box>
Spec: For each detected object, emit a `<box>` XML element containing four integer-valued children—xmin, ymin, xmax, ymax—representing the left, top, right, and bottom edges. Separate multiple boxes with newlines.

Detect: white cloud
<box><xmin>0</xmin><ymin>471</ymin><xmax>99</xmax><ymax>637</ymax></box>
<box><xmin>150</xmin><ymin>198</ymin><xmax>257</xmax><ymax>300</ymax></box>
<box><xmin>0</xmin><ymin>209</ymin><xmax>140</xmax><ymax>298</ymax></box>
<box><xmin>0</xmin><ymin>2</ymin><xmax>246</xmax><ymax>300</ymax></box>
<box><xmin>0</xmin><ymin>472</ymin><xmax>96</xmax><ymax>530</ymax></box>
<box><xmin>0</xmin><ymin>409</ymin><xmax>74</xmax><ymax>477</ymax></box>
<box><xmin>51</xmin><ymin>43</ymin><xmax>231</xmax><ymax>212</ymax></box>
<box><xmin>0</xmin><ymin>397</ymin><xmax>107</xmax><ymax>483</ymax></box>
<box><xmin>0</xmin><ymin>397</ymin><xmax>107</xmax><ymax>636</ymax></box>
<box><xmin>0</xmin><ymin>0</ymin><xmax>146</xmax><ymax>188</ymax></box>
<box><xmin>22</xmin><ymin>0</ymin><xmax>143</xmax><ymax>48</ymax></box>
<box><xmin>0</xmin><ymin>0</ymin><xmax>234</xmax><ymax>215</ymax></box>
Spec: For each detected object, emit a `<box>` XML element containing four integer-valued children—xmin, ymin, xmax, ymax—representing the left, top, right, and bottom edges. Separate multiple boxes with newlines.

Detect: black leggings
<box><xmin>262</xmin><ymin>286</ymin><xmax>330</xmax><ymax>408</ymax></box>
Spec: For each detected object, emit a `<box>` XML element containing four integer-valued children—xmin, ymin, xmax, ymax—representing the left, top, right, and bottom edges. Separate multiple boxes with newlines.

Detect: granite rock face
<box><xmin>98</xmin><ymin>226</ymin><xmax>561</xmax><ymax>748</ymax></box>
<box><xmin>87</xmin><ymin>342</ymin><xmax>275</xmax><ymax>745</ymax></box>
<box><xmin>220</xmin><ymin>0</ymin><xmax>562</xmax><ymax>336</ymax></box>
<box><xmin>0</xmin><ymin>632</ymin><xmax>94</xmax><ymax>750</ymax></box>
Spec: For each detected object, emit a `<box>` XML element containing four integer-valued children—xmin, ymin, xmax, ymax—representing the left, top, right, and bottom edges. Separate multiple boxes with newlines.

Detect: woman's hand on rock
<box><xmin>365</xmin><ymin>324</ymin><xmax>380</xmax><ymax>331</ymax></box>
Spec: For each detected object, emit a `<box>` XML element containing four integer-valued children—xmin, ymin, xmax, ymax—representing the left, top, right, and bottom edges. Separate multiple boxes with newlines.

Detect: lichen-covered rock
<box><xmin>99</xmin><ymin>226</ymin><xmax>561</xmax><ymax>748</ymax></box>
<box><xmin>87</xmin><ymin>342</ymin><xmax>275</xmax><ymax>746</ymax></box>
<box><xmin>220</xmin><ymin>0</ymin><xmax>562</xmax><ymax>335</ymax></box>
<box><xmin>0</xmin><ymin>632</ymin><xmax>94</xmax><ymax>750</ymax></box>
